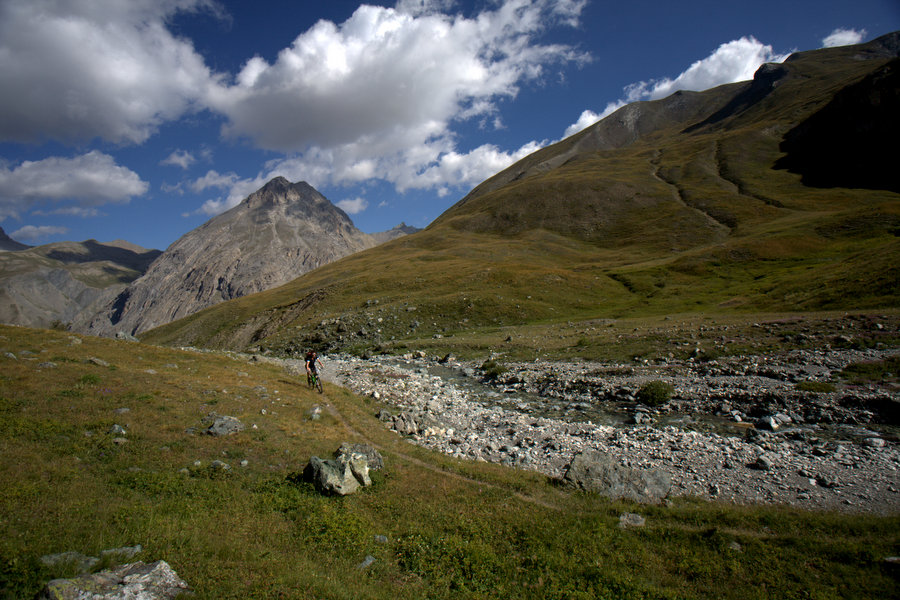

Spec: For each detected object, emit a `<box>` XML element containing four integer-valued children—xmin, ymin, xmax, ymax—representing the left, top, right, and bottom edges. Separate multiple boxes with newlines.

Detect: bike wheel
<box><xmin>315</xmin><ymin>376</ymin><xmax>323</xmax><ymax>393</ymax></box>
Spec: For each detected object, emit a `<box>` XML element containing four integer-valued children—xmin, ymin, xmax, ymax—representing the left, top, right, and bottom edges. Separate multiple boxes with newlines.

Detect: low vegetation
<box><xmin>2</xmin><ymin>324</ymin><xmax>899</xmax><ymax>599</ymax></box>
<box><xmin>637</xmin><ymin>380</ymin><xmax>675</xmax><ymax>406</ymax></box>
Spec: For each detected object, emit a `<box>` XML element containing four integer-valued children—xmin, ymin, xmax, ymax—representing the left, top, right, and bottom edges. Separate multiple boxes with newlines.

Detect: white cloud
<box><xmin>10</xmin><ymin>225</ymin><xmax>68</xmax><ymax>242</ymax></box>
<box><xmin>32</xmin><ymin>207</ymin><xmax>102</xmax><ymax>218</ymax></box>
<box><xmin>563</xmin><ymin>36</ymin><xmax>790</xmax><ymax>137</ymax></box>
<box><xmin>161</xmin><ymin>150</ymin><xmax>196</xmax><ymax>170</ymax></box>
<box><xmin>822</xmin><ymin>28</ymin><xmax>866</xmax><ymax>48</ymax></box>
<box><xmin>625</xmin><ymin>37</ymin><xmax>789</xmax><ymax>102</ymax></box>
<box><xmin>0</xmin><ymin>151</ymin><xmax>148</xmax><ymax>220</ymax></box>
<box><xmin>204</xmin><ymin>0</ymin><xmax>587</xmax><ymax>193</ymax></box>
<box><xmin>191</xmin><ymin>170</ymin><xmax>240</xmax><ymax>193</ymax></box>
<box><xmin>564</xmin><ymin>109</ymin><xmax>601</xmax><ymax>138</ymax></box>
<box><xmin>0</xmin><ymin>0</ymin><xmax>220</xmax><ymax>144</ymax></box>
<box><xmin>336</xmin><ymin>197</ymin><xmax>369</xmax><ymax>215</ymax></box>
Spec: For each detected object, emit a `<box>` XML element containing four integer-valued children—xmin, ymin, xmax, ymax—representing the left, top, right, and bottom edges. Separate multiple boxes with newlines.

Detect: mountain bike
<box><xmin>308</xmin><ymin>370</ymin><xmax>323</xmax><ymax>393</ymax></box>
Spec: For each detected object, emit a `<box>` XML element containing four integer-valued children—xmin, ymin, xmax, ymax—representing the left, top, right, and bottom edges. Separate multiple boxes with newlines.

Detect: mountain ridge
<box><xmin>79</xmin><ymin>178</ymin><xmax>416</xmax><ymax>336</ymax></box>
<box><xmin>138</xmin><ymin>32</ymin><xmax>900</xmax><ymax>355</ymax></box>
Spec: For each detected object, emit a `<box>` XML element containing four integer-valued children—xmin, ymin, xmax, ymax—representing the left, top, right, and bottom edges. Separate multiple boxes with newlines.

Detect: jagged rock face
<box><xmin>84</xmin><ymin>177</ymin><xmax>379</xmax><ymax>336</ymax></box>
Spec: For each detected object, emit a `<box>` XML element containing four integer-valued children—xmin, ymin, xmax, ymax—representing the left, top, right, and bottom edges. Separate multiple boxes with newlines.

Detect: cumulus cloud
<box><xmin>336</xmin><ymin>197</ymin><xmax>369</xmax><ymax>215</ymax></box>
<box><xmin>9</xmin><ymin>225</ymin><xmax>69</xmax><ymax>242</ymax></box>
<box><xmin>161</xmin><ymin>150</ymin><xmax>197</xmax><ymax>170</ymax></box>
<box><xmin>203</xmin><ymin>1</ymin><xmax>587</xmax><ymax>192</ymax></box>
<box><xmin>0</xmin><ymin>151</ymin><xmax>148</xmax><ymax>220</ymax></box>
<box><xmin>624</xmin><ymin>37</ymin><xmax>789</xmax><ymax>103</ymax></box>
<box><xmin>822</xmin><ymin>28</ymin><xmax>866</xmax><ymax>48</ymax></box>
<box><xmin>564</xmin><ymin>36</ymin><xmax>790</xmax><ymax>137</ymax></box>
<box><xmin>0</xmin><ymin>0</ymin><xmax>220</xmax><ymax>144</ymax></box>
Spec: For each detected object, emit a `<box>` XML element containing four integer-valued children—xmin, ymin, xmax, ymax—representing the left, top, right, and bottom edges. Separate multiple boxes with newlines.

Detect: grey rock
<box><xmin>335</xmin><ymin>443</ymin><xmax>384</xmax><ymax>471</ymax></box>
<box><xmin>101</xmin><ymin>545</ymin><xmax>143</xmax><ymax>561</ymax></box>
<box><xmin>618</xmin><ymin>513</ymin><xmax>646</xmax><ymax>528</ymax></box>
<box><xmin>40</xmin><ymin>551</ymin><xmax>99</xmax><ymax>573</ymax></box>
<box><xmin>753</xmin><ymin>454</ymin><xmax>776</xmax><ymax>471</ymax></box>
<box><xmin>37</xmin><ymin>560</ymin><xmax>191</xmax><ymax>600</ymax></box>
<box><xmin>204</xmin><ymin>415</ymin><xmax>245</xmax><ymax>436</ymax></box>
<box><xmin>357</xmin><ymin>555</ymin><xmax>377</xmax><ymax>570</ymax></box>
<box><xmin>303</xmin><ymin>454</ymin><xmax>371</xmax><ymax>496</ymax></box>
<box><xmin>562</xmin><ymin>450</ymin><xmax>671</xmax><ymax>503</ymax></box>
<box><xmin>109</xmin><ymin>424</ymin><xmax>127</xmax><ymax>436</ymax></box>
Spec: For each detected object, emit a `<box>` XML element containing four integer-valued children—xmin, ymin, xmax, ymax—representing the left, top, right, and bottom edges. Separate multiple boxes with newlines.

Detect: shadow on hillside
<box><xmin>774</xmin><ymin>58</ymin><xmax>900</xmax><ymax>193</ymax></box>
<box><xmin>45</xmin><ymin>240</ymin><xmax>162</xmax><ymax>270</ymax></box>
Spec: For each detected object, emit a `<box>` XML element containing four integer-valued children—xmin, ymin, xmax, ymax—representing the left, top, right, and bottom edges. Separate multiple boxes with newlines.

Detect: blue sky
<box><xmin>1</xmin><ymin>0</ymin><xmax>897</xmax><ymax>251</ymax></box>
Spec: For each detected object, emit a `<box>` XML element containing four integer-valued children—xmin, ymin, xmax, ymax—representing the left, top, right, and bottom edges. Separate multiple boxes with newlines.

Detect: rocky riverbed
<box><xmin>317</xmin><ymin>347</ymin><xmax>900</xmax><ymax>515</ymax></box>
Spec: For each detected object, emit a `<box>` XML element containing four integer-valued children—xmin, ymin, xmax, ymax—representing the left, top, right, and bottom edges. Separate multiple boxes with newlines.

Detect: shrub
<box><xmin>636</xmin><ymin>380</ymin><xmax>674</xmax><ymax>406</ymax></box>
<box><xmin>795</xmin><ymin>381</ymin><xmax>836</xmax><ymax>393</ymax></box>
<box><xmin>480</xmin><ymin>359</ymin><xmax>507</xmax><ymax>380</ymax></box>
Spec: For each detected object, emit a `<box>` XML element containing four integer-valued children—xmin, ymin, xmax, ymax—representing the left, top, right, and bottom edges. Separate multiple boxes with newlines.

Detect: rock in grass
<box><xmin>618</xmin><ymin>513</ymin><xmax>646</xmax><ymax>528</ymax></box>
<box><xmin>562</xmin><ymin>450</ymin><xmax>670</xmax><ymax>503</ymax></box>
<box><xmin>303</xmin><ymin>447</ymin><xmax>377</xmax><ymax>496</ymax></box>
<box><xmin>203</xmin><ymin>414</ymin><xmax>245</xmax><ymax>436</ymax></box>
<box><xmin>335</xmin><ymin>443</ymin><xmax>384</xmax><ymax>471</ymax></box>
<box><xmin>40</xmin><ymin>551</ymin><xmax>98</xmax><ymax>573</ymax></box>
<box><xmin>37</xmin><ymin>560</ymin><xmax>190</xmax><ymax>600</ymax></box>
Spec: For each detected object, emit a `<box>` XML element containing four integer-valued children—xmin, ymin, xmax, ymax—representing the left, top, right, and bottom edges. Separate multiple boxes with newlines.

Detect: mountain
<box><xmin>81</xmin><ymin>177</ymin><xmax>414</xmax><ymax>337</ymax></box>
<box><xmin>140</xmin><ymin>33</ymin><xmax>900</xmax><ymax>355</ymax></box>
<box><xmin>0</xmin><ymin>226</ymin><xmax>29</xmax><ymax>251</ymax></box>
<box><xmin>0</xmin><ymin>239</ymin><xmax>161</xmax><ymax>329</ymax></box>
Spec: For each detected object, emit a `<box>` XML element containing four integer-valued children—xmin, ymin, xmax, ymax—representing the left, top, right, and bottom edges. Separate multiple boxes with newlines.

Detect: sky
<box><xmin>0</xmin><ymin>0</ymin><xmax>898</xmax><ymax>251</ymax></box>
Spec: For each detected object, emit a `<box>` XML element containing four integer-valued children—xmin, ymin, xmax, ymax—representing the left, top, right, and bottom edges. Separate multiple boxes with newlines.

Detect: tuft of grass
<box><xmin>795</xmin><ymin>381</ymin><xmax>836</xmax><ymax>393</ymax></box>
<box><xmin>636</xmin><ymin>380</ymin><xmax>675</xmax><ymax>406</ymax></box>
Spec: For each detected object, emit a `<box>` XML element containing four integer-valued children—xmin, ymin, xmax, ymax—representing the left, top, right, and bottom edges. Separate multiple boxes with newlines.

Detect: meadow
<box><xmin>2</xmin><ymin>324</ymin><xmax>898</xmax><ymax>599</ymax></box>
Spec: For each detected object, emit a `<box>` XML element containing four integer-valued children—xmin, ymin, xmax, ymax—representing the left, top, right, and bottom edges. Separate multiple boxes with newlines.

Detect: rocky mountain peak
<box><xmin>78</xmin><ymin>178</ymin><xmax>405</xmax><ymax>337</ymax></box>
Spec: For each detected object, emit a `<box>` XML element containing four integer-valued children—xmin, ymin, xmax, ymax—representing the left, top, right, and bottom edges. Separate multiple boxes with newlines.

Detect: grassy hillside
<box><xmin>2</xmin><ymin>324</ymin><xmax>899</xmax><ymax>599</ymax></box>
<box><xmin>139</xmin><ymin>36</ymin><xmax>899</xmax><ymax>357</ymax></box>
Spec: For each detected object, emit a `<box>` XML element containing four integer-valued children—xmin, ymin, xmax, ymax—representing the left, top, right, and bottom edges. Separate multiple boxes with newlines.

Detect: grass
<box><xmin>2</xmin><ymin>324</ymin><xmax>900</xmax><ymax>599</ymax></box>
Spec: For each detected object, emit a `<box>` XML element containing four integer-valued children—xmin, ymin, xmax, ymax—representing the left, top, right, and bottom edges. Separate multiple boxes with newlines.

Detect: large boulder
<box><xmin>335</xmin><ymin>443</ymin><xmax>384</xmax><ymax>471</ymax></box>
<box><xmin>562</xmin><ymin>449</ymin><xmax>671</xmax><ymax>503</ymax></box>
<box><xmin>37</xmin><ymin>560</ymin><xmax>190</xmax><ymax>600</ymax></box>
<box><xmin>203</xmin><ymin>414</ymin><xmax>245</xmax><ymax>436</ymax></box>
<box><xmin>303</xmin><ymin>451</ymin><xmax>374</xmax><ymax>496</ymax></box>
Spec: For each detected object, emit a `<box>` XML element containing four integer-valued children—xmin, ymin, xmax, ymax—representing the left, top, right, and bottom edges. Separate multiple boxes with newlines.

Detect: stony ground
<box><xmin>316</xmin><ymin>346</ymin><xmax>900</xmax><ymax>515</ymax></box>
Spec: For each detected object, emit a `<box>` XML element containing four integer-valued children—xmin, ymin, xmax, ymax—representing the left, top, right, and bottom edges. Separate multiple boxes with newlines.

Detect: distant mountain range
<box><xmin>137</xmin><ymin>32</ymin><xmax>900</xmax><ymax>355</ymax></box>
<box><xmin>0</xmin><ymin>237</ymin><xmax>161</xmax><ymax>330</ymax></box>
<box><xmin>0</xmin><ymin>181</ymin><xmax>419</xmax><ymax>333</ymax></box>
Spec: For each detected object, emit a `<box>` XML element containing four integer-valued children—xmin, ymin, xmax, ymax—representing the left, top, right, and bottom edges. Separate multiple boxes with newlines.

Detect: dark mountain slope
<box><xmin>141</xmin><ymin>33</ymin><xmax>900</xmax><ymax>354</ymax></box>
<box><xmin>0</xmin><ymin>226</ymin><xmax>29</xmax><ymax>251</ymax></box>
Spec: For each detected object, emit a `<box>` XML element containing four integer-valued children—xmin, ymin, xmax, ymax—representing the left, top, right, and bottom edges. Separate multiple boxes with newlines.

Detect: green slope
<box><xmin>142</xmin><ymin>33</ymin><xmax>900</xmax><ymax>356</ymax></box>
<box><xmin>5</xmin><ymin>325</ymin><xmax>900</xmax><ymax>599</ymax></box>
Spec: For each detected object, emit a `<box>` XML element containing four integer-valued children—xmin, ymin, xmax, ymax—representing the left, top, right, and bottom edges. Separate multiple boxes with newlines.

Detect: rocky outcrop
<box><xmin>37</xmin><ymin>560</ymin><xmax>191</xmax><ymax>600</ymax></box>
<box><xmin>562</xmin><ymin>449</ymin><xmax>671</xmax><ymax>503</ymax></box>
<box><xmin>303</xmin><ymin>444</ymin><xmax>382</xmax><ymax>496</ymax></box>
<box><xmin>82</xmin><ymin>177</ymin><xmax>411</xmax><ymax>337</ymax></box>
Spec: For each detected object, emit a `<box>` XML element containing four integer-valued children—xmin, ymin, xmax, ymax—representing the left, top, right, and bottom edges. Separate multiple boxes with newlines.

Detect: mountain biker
<box><xmin>305</xmin><ymin>349</ymin><xmax>323</xmax><ymax>387</ymax></box>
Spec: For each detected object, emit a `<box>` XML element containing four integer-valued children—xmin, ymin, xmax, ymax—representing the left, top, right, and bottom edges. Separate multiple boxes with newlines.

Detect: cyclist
<box><xmin>305</xmin><ymin>349</ymin><xmax>323</xmax><ymax>388</ymax></box>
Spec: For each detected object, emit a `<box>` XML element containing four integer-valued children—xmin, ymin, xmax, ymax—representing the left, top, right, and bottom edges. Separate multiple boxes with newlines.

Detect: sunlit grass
<box><xmin>2</xmin><ymin>324</ymin><xmax>899</xmax><ymax>599</ymax></box>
